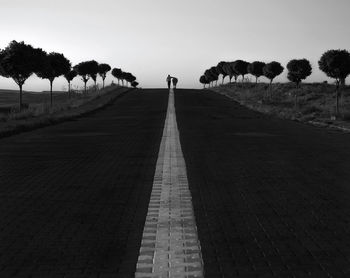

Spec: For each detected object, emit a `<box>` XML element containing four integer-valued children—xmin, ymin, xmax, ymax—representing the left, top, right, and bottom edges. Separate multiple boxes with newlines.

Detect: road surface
<box><xmin>1</xmin><ymin>88</ymin><xmax>350</xmax><ymax>277</ymax></box>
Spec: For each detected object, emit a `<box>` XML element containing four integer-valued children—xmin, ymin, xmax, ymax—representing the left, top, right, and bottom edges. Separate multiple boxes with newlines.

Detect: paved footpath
<box><xmin>0</xmin><ymin>89</ymin><xmax>168</xmax><ymax>277</ymax></box>
<box><xmin>175</xmin><ymin>89</ymin><xmax>350</xmax><ymax>277</ymax></box>
<box><xmin>135</xmin><ymin>89</ymin><xmax>203</xmax><ymax>277</ymax></box>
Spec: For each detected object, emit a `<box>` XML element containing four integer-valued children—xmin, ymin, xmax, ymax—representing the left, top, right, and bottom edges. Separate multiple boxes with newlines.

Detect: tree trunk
<box><xmin>84</xmin><ymin>82</ymin><xmax>87</xmax><ymax>94</ymax></box>
<box><xmin>50</xmin><ymin>80</ymin><xmax>53</xmax><ymax>107</ymax></box>
<box><xmin>102</xmin><ymin>78</ymin><xmax>105</xmax><ymax>89</ymax></box>
<box><xmin>255</xmin><ymin>77</ymin><xmax>258</xmax><ymax>84</ymax></box>
<box><xmin>222</xmin><ymin>76</ymin><xmax>225</xmax><ymax>84</ymax></box>
<box><xmin>335</xmin><ymin>82</ymin><xmax>339</xmax><ymax>116</ymax></box>
<box><xmin>68</xmin><ymin>81</ymin><xmax>71</xmax><ymax>99</ymax></box>
<box><xmin>294</xmin><ymin>92</ymin><xmax>298</xmax><ymax>110</ymax></box>
<box><xmin>269</xmin><ymin>79</ymin><xmax>273</xmax><ymax>100</ymax></box>
<box><xmin>340</xmin><ymin>77</ymin><xmax>345</xmax><ymax>86</ymax></box>
<box><xmin>19</xmin><ymin>84</ymin><xmax>23</xmax><ymax>112</ymax></box>
<box><xmin>229</xmin><ymin>76</ymin><xmax>232</xmax><ymax>83</ymax></box>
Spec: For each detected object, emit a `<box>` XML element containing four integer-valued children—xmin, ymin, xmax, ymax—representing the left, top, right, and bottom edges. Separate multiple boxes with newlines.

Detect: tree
<box><xmin>247</xmin><ymin>61</ymin><xmax>266</xmax><ymax>84</ymax></box>
<box><xmin>232</xmin><ymin>60</ymin><xmax>250</xmax><ymax>82</ymax></box>
<box><xmin>91</xmin><ymin>73</ymin><xmax>97</xmax><ymax>90</ymax></box>
<box><xmin>36</xmin><ymin>52</ymin><xmax>71</xmax><ymax>106</ymax></box>
<box><xmin>98</xmin><ymin>63</ymin><xmax>111</xmax><ymax>89</ymax></box>
<box><xmin>74</xmin><ymin>60</ymin><xmax>99</xmax><ymax>93</ymax></box>
<box><xmin>263</xmin><ymin>61</ymin><xmax>284</xmax><ymax>85</ymax></box>
<box><xmin>204</xmin><ymin>69</ymin><xmax>217</xmax><ymax>87</ymax></box>
<box><xmin>131</xmin><ymin>81</ymin><xmax>139</xmax><ymax>88</ymax></box>
<box><xmin>319</xmin><ymin>49</ymin><xmax>350</xmax><ymax>115</ymax></box>
<box><xmin>217</xmin><ymin>62</ymin><xmax>228</xmax><ymax>84</ymax></box>
<box><xmin>121</xmin><ymin>72</ymin><xmax>129</xmax><ymax>86</ymax></box>
<box><xmin>111</xmin><ymin>68</ymin><xmax>123</xmax><ymax>85</ymax></box>
<box><xmin>228</xmin><ymin>61</ymin><xmax>239</xmax><ymax>83</ymax></box>
<box><xmin>64</xmin><ymin>70</ymin><xmax>77</xmax><ymax>98</ymax></box>
<box><xmin>199</xmin><ymin>75</ymin><xmax>209</xmax><ymax>88</ymax></box>
<box><xmin>209</xmin><ymin>66</ymin><xmax>220</xmax><ymax>86</ymax></box>
<box><xmin>287</xmin><ymin>59</ymin><xmax>312</xmax><ymax>109</ymax></box>
<box><xmin>0</xmin><ymin>40</ymin><xmax>46</xmax><ymax>110</ymax></box>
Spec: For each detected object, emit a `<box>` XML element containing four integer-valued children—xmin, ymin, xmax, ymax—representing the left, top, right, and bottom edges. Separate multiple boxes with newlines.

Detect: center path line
<box><xmin>135</xmin><ymin>89</ymin><xmax>204</xmax><ymax>278</ymax></box>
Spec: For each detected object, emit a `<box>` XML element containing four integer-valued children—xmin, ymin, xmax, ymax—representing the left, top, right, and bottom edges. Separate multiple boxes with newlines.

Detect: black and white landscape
<box><xmin>0</xmin><ymin>0</ymin><xmax>350</xmax><ymax>277</ymax></box>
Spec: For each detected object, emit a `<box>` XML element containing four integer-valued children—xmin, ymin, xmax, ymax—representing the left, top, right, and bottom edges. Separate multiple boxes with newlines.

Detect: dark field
<box><xmin>0</xmin><ymin>89</ymin><xmax>69</xmax><ymax>113</ymax></box>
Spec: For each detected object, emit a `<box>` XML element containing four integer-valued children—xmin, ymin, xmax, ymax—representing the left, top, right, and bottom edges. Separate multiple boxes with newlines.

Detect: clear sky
<box><xmin>0</xmin><ymin>0</ymin><xmax>349</xmax><ymax>91</ymax></box>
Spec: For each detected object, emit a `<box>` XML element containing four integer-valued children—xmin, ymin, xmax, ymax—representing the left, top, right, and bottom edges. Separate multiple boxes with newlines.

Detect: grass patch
<box><xmin>0</xmin><ymin>85</ymin><xmax>133</xmax><ymax>138</ymax></box>
<box><xmin>210</xmin><ymin>82</ymin><xmax>350</xmax><ymax>131</ymax></box>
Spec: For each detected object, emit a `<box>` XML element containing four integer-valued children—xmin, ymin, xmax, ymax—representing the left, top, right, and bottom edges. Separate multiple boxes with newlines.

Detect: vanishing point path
<box><xmin>1</xmin><ymin>88</ymin><xmax>350</xmax><ymax>277</ymax></box>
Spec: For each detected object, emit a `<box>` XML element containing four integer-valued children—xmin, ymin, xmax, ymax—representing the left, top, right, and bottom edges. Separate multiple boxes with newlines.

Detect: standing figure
<box><xmin>172</xmin><ymin>77</ymin><xmax>178</xmax><ymax>89</ymax></box>
<box><xmin>166</xmin><ymin>74</ymin><xmax>172</xmax><ymax>89</ymax></box>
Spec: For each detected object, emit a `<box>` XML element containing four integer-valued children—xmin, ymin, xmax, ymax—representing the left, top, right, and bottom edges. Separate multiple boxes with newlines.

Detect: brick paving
<box><xmin>175</xmin><ymin>89</ymin><xmax>350</xmax><ymax>277</ymax></box>
<box><xmin>0</xmin><ymin>89</ymin><xmax>168</xmax><ymax>277</ymax></box>
<box><xmin>135</xmin><ymin>89</ymin><xmax>203</xmax><ymax>278</ymax></box>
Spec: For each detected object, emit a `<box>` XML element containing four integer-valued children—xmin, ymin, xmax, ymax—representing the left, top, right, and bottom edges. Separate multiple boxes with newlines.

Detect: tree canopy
<box><xmin>287</xmin><ymin>59</ymin><xmax>312</xmax><ymax>87</ymax></box>
<box><xmin>36</xmin><ymin>52</ymin><xmax>71</xmax><ymax>82</ymax></box>
<box><xmin>111</xmin><ymin>68</ymin><xmax>123</xmax><ymax>85</ymax></box>
<box><xmin>318</xmin><ymin>49</ymin><xmax>350</xmax><ymax>86</ymax></box>
<box><xmin>74</xmin><ymin>60</ymin><xmax>99</xmax><ymax>92</ymax></box>
<box><xmin>247</xmin><ymin>61</ymin><xmax>266</xmax><ymax>83</ymax></box>
<box><xmin>263</xmin><ymin>62</ymin><xmax>284</xmax><ymax>84</ymax></box>
<box><xmin>199</xmin><ymin>75</ymin><xmax>209</xmax><ymax>88</ymax></box>
<box><xmin>131</xmin><ymin>81</ymin><xmax>139</xmax><ymax>88</ymax></box>
<box><xmin>0</xmin><ymin>41</ymin><xmax>46</xmax><ymax>87</ymax></box>
<box><xmin>0</xmin><ymin>40</ymin><xmax>47</xmax><ymax>109</ymax></box>
<box><xmin>216</xmin><ymin>61</ymin><xmax>228</xmax><ymax>83</ymax></box>
<box><xmin>36</xmin><ymin>52</ymin><xmax>71</xmax><ymax>105</ymax></box>
<box><xmin>232</xmin><ymin>60</ymin><xmax>249</xmax><ymax>81</ymax></box>
<box><xmin>98</xmin><ymin>63</ymin><xmax>111</xmax><ymax>88</ymax></box>
<box><xmin>64</xmin><ymin>69</ymin><xmax>77</xmax><ymax>83</ymax></box>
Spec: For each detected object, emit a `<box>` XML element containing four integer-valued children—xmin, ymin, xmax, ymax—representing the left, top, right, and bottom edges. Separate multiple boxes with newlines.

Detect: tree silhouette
<box><xmin>199</xmin><ymin>75</ymin><xmax>208</xmax><ymax>88</ymax></box>
<box><xmin>131</xmin><ymin>81</ymin><xmax>139</xmax><ymax>88</ymax></box>
<box><xmin>64</xmin><ymin>70</ymin><xmax>77</xmax><ymax>98</ymax></box>
<box><xmin>209</xmin><ymin>66</ymin><xmax>220</xmax><ymax>86</ymax></box>
<box><xmin>127</xmin><ymin>73</ymin><xmax>137</xmax><ymax>85</ymax></box>
<box><xmin>232</xmin><ymin>60</ymin><xmax>250</xmax><ymax>82</ymax></box>
<box><xmin>204</xmin><ymin>69</ymin><xmax>217</xmax><ymax>87</ymax></box>
<box><xmin>36</xmin><ymin>52</ymin><xmax>71</xmax><ymax>106</ymax></box>
<box><xmin>287</xmin><ymin>59</ymin><xmax>312</xmax><ymax>109</ymax></box>
<box><xmin>91</xmin><ymin>73</ymin><xmax>97</xmax><ymax>89</ymax></box>
<box><xmin>74</xmin><ymin>60</ymin><xmax>99</xmax><ymax>93</ymax></box>
<box><xmin>121</xmin><ymin>72</ymin><xmax>129</xmax><ymax>86</ymax></box>
<box><xmin>319</xmin><ymin>49</ymin><xmax>350</xmax><ymax>115</ymax></box>
<box><xmin>228</xmin><ymin>61</ymin><xmax>239</xmax><ymax>83</ymax></box>
<box><xmin>0</xmin><ymin>40</ymin><xmax>46</xmax><ymax>110</ymax></box>
<box><xmin>98</xmin><ymin>63</ymin><xmax>111</xmax><ymax>89</ymax></box>
<box><xmin>217</xmin><ymin>62</ymin><xmax>228</xmax><ymax>84</ymax></box>
<box><xmin>287</xmin><ymin>59</ymin><xmax>312</xmax><ymax>87</ymax></box>
<box><xmin>263</xmin><ymin>61</ymin><xmax>284</xmax><ymax>86</ymax></box>
<box><xmin>111</xmin><ymin>68</ymin><xmax>123</xmax><ymax>85</ymax></box>
<box><xmin>247</xmin><ymin>61</ymin><xmax>266</xmax><ymax>84</ymax></box>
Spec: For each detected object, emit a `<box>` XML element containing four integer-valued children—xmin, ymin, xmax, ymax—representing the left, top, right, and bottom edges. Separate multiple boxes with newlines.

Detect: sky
<box><xmin>0</xmin><ymin>0</ymin><xmax>349</xmax><ymax>91</ymax></box>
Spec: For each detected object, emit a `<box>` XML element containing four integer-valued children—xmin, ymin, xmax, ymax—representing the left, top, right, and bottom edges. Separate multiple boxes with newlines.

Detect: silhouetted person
<box><xmin>172</xmin><ymin>77</ymin><xmax>178</xmax><ymax>89</ymax></box>
<box><xmin>166</xmin><ymin>74</ymin><xmax>172</xmax><ymax>89</ymax></box>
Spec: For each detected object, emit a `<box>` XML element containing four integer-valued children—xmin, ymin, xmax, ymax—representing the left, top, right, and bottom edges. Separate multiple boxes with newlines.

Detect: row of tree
<box><xmin>0</xmin><ymin>40</ymin><xmax>139</xmax><ymax>110</ymax></box>
<box><xmin>200</xmin><ymin>49</ymin><xmax>350</xmax><ymax>114</ymax></box>
<box><xmin>200</xmin><ymin>60</ymin><xmax>284</xmax><ymax>88</ymax></box>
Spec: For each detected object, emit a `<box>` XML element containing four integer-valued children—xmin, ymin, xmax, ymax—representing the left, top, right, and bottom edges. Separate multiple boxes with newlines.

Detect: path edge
<box><xmin>0</xmin><ymin>88</ymin><xmax>134</xmax><ymax>139</ymax></box>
